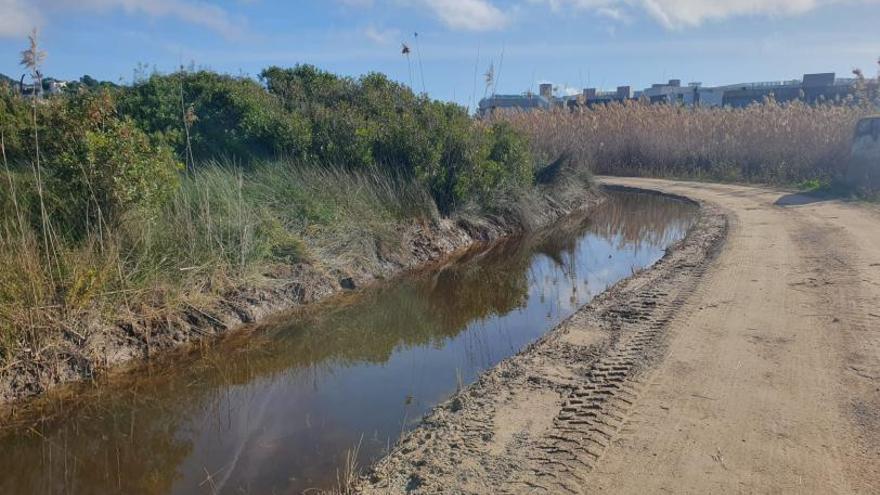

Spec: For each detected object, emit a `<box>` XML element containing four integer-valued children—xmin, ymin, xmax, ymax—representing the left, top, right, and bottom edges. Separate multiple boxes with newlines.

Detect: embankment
<box><xmin>0</xmin><ymin>186</ymin><xmax>603</xmax><ymax>406</ymax></box>
<box><xmin>356</xmin><ymin>184</ymin><xmax>728</xmax><ymax>493</ymax></box>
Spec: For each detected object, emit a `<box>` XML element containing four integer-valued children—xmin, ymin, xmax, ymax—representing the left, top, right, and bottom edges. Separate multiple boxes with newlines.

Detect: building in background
<box><xmin>478</xmin><ymin>72</ymin><xmax>859</xmax><ymax>115</ymax></box>
<box><xmin>539</xmin><ymin>83</ymin><xmax>553</xmax><ymax>99</ymax></box>
<box><xmin>478</xmin><ymin>93</ymin><xmax>552</xmax><ymax>115</ymax></box>
<box><xmin>641</xmin><ymin>79</ymin><xmax>691</xmax><ymax>104</ymax></box>
<box><xmin>47</xmin><ymin>80</ymin><xmax>68</xmax><ymax>95</ymax></box>
<box><xmin>721</xmin><ymin>73</ymin><xmax>855</xmax><ymax>107</ymax></box>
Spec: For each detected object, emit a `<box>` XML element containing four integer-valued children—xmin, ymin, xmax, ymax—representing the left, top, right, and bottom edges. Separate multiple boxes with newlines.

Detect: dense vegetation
<box><xmin>2</xmin><ymin>66</ymin><xmax>534</xmax><ymax>214</ymax></box>
<box><xmin>2</xmin><ymin>49</ymin><xmax>876</xmax><ymax>376</ymax></box>
<box><xmin>502</xmin><ymin>92</ymin><xmax>878</xmax><ymax>191</ymax></box>
<box><xmin>0</xmin><ymin>63</ymin><xmax>563</xmax><ymax>366</ymax></box>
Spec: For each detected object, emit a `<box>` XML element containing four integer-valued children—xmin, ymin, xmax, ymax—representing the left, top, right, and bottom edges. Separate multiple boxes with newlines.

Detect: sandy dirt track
<box><xmin>588</xmin><ymin>178</ymin><xmax>880</xmax><ymax>494</ymax></box>
<box><xmin>358</xmin><ymin>178</ymin><xmax>880</xmax><ymax>494</ymax></box>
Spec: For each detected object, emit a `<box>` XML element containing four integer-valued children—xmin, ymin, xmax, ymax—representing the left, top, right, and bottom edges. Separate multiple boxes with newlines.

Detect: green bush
<box><xmin>119</xmin><ymin>71</ymin><xmax>311</xmax><ymax>161</ymax></box>
<box><xmin>0</xmin><ymin>84</ymin><xmax>33</xmax><ymax>161</ymax></box>
<box><xmin>260</xmin><ymin>65</ymin><xmax>536</xmax><ymax>211</ymax></box>
<box><xmin>33</xmin><ymin>92</ymin><xmax>182</xmax><ymax>237</ymax></box>
<box><xmin>457</xmin><ymin>121</ymin><xmax>533</xmax><ymax>205</ymax></box>
<box><xmin>63</xmin><ymin>119</ymin><xmax>181</xmax><ymax>221</ymax></box>
<box><xmin>5</xmin><ymin>65</ymin><xmax>540</xmax><ymax>220</ymax></box>
<box><xmin>261</xmin><ymin>65</ymin><xmax>356</xmax><ymax>112</ymax></box>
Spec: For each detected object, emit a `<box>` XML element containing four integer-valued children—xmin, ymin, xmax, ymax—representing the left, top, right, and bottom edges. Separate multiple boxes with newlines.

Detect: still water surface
<box><xmin>0</xmin><ymin>191</ymin><xmax>696</xmax><ymax>494</ymax></box>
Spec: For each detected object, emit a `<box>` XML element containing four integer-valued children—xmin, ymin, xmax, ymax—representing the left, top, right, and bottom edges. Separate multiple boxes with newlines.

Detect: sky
<box><xmin>0</xmin><ymin>0</ymin><xmax>877</xmax><ymax>108</ymax></box>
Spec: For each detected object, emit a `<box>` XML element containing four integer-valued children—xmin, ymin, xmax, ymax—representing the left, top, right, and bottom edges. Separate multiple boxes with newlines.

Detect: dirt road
<box><xmin>359</xmin><ymin>178</ymin><xmax>880</xmax><ymax>494</ymax></box>
<box><xmin>589</xmin><ymin>178</ymin><xmax>880</xmax><ymax>494</ymax></box>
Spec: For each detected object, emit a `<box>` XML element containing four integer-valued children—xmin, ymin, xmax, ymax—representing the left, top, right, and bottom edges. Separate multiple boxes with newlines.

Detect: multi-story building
<box><xmin>721</xmin><ymin>73</ymin><xmax>856</xmax><ymax>107</ymax></box>
<box><xmin>478</xmin><ymin>93</ymin><xmax>552</xmax><ymax>115</ymax></box>
<box><xmin>478</xmin><ymin>72</ymin><xmax>861</xmax><ymax>114</ymax></box>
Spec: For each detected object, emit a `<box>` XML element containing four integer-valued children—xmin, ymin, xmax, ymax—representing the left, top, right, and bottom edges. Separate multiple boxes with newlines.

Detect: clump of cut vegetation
<box><xmin>501</xmin><ymin>96</ymin><xmax>877</xmax><ymax>187</ymax></box>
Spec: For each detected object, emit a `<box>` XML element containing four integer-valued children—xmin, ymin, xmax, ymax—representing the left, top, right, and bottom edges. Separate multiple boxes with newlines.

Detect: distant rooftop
<box><xmin>483</xmin><ymin>93</ymin><xmax>548</xmax><ymax>101</ymax></box>
<box><xmin>478</xmin><ymin>71</ymin><xmax>857</xmax><ymax>113</ymax></box>
<box><xmin>478</xmin><ymin>93</ymin><xmax>551</xmax><ymax>114</ymax></box>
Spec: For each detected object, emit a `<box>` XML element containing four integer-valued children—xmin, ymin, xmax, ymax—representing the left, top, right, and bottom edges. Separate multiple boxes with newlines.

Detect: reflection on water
<box><xmin>0</xmin><ymin>191</ymin><xmax>696</xmax><ymax>494</ymax></box>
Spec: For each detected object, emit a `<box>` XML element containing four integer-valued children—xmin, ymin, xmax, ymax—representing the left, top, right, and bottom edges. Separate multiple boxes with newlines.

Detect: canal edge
<box><xmin>356</xmin><ymin>185</ymin><xmax>731</xmax><ymax>494</ymax></box>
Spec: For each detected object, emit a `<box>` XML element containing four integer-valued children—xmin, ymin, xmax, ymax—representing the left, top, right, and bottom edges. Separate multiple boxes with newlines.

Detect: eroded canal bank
<box><xmin>358</xmin><ymin>189</ymin><xmax>727</xmax><ymax>494</ymax></box>
<box><xmin>0</xmin><ymin>178</ymin><xmax>600</xmax><ymax>405</ymax></box>
<box><xmin>0</xmin><ymin>190</ymin><xmax>700</xmax><ymax>494</ymax></box>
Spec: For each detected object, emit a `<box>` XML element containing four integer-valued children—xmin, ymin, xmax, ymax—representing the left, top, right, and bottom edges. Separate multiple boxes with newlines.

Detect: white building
<box><xmin>47</xmin><ymin>80</ymin><xmax>68</xmax><ymax>95</ymax></box>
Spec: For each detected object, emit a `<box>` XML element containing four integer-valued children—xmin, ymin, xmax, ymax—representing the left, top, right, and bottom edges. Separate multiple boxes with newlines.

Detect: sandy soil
<box><xmin>357</xmin><ymin>178</ymin><xmax>880</xmax><ymax>494</ymax></box>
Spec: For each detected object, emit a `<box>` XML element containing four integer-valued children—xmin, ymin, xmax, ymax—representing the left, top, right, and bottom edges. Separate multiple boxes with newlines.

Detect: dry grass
<box><xmin>501</xmin><ymin>99</ymin><xmax>874</xmax><ymax>186</ymax></box>
<box><xmin>0</xmin><ymin>160</ymin><xmax>435</xmax><ymax>367</ymax></box>
<box><xmin>0</xmin><ymin>143</ymin><xmax>593</xmax><ymax>395</ymax></box>
<box><xmin>333</xmin><ymin>436</ymin><xmax>363</xmax><ymax>495</ymax></box>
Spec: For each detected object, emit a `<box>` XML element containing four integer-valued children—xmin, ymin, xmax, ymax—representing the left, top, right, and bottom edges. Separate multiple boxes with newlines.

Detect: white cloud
<box><xmin>0</xmin><ymin>0</ymin><xmax>42</xmax><ymax>37</ymax></box>
<box><xmin>532</xmin><ymin>0</ymin><xmax>611</xmax><ymax>11</ymax></box>
<box><xmin>0</xmin><ymin>0</ymin><xmax>244</xmax><ymax>39</ymax></box>
<box><xmin>529</xmin><ymin>0</ymin><xmax>878</xmax><ymax>29</ymax></box>
<box><xmin>338</xmin><ymin>0</ymin><xmax>509</xmax><ymax>31</ymax></box>
<box><xmin>639</xmin><ymin>0</ymin><xmax>823</xmax><ymax>28</ymax></box>
<box><xmin>420</xmin><ymin>0</ymin><xmax>509</xmax><ymax>31</ymax></box>
<box><xmin>363</xmin><ymin>25</ymin><xmax>400</xmax><ymax>44</ymax></box>
<box><xmin>596</xmin><ymin>6</ymin><xmax>629</xmax><ymax>22</ymax></box>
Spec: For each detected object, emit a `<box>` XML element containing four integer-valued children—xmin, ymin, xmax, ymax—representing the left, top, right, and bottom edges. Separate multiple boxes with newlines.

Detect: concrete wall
<box><xmin>697</xmin><ymin>87</ymin><xmax>726</xmax><ymax>107</ymax></box>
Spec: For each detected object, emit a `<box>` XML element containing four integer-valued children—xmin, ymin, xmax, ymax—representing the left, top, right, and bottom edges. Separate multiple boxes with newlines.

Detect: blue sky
<box><xmin>0</xmin><ymin>0</ymin><xmax>877</xmax><ymax>108</ymax></box>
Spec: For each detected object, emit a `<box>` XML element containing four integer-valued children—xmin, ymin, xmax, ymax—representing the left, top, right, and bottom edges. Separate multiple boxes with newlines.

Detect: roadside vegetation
<box><xmin>2</xmin><ymin>30</ymin><xmax>874</xmax><ymax>395</ymax></box>
<box><xmin>0</xmin><ymin>34</ymin><xmax>584</xmax><ymax>375</ymax></box>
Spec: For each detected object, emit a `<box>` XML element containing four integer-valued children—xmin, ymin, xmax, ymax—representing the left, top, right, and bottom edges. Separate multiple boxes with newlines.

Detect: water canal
<box><xmin>0</xmin><ymin>190</ymin><xmax>697</xmax><ymax>494</ymax></box>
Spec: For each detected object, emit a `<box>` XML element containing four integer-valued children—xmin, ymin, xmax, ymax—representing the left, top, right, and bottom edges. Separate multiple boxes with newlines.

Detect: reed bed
<box><xmin>0</xmin><ymin>160</ymin><xmax>435</xmax><ymax>365</ymax></box>
<box><xmin>501</xmin><ymin>100</ymin><xmax>874</xmax><ymax>186</ymax></box>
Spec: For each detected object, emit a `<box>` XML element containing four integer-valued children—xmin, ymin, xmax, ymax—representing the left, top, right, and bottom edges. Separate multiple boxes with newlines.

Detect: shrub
<box><xmin>34</xmin><ymin>92</ymin><xmax>182</xmax><ymax>236</ymax></box>
<box><xmin>119</xmin><ymin>71</ymin><xmax>312</xmax><ymax>161</ymax></box>
<box><xmin>261</xmin><ymin>65</ymin><xmax>356</xmax><ymax>112</ymax></box>
<box><xmin>428</xmin><ymin>117</ymin><xmax>535</xmax><ymax>211</ymax></box>
<box><xmin>0</xmin><ymin>84</ymin><xmax>34</xmax><ymax>161</ymax></box>
<box><xmin>484</xmin><ymin>121</ymin><xmax>534</xmax><ymax>192</ymax></box>
<box><xmin>5</xmin><ymin>65</ymin><xmax>543</xmax><ymax>235</ymax></box>
<box><xmin>261</xmin><ymin>65</ymin><xmax>537</xmax><ymax>211</ymax></box>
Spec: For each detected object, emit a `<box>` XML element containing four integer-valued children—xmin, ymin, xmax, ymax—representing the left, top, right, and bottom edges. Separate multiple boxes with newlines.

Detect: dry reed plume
<box><xmin>500</xmin><ymin>99</ymin><xmax>874</xmax><ymax>185</ymax></box>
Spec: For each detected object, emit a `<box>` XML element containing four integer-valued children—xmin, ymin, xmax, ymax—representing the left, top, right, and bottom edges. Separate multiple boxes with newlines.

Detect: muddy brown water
<box><xmin>0</xmin><ymin>191</ymin><xmax>696</xmax><ymax>494</ymax></box>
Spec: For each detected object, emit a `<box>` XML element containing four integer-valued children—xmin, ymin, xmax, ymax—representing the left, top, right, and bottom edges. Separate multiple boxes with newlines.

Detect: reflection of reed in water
<box><xmin>586</xmin><ymin>192</ymin><xmax>696</xmax><ymax>250</ymax></box>
<box><xmin>0</xmin><ymin>202</ymin><xmax>606</xmax><ymax>495</ymax></box>
<box><xmin>0</xmin><ymin>388</ymin><xmax>194</xmax><ymax>495</ymax></box>
<box><xmin>261</xmin><ymin>216</ymin><xmax>594</xmax><ymax>369</ymax></box>
<box><xmin>0</xmin><ymin>191</ymin><xmax>696</xmax><ymax>495</ymax></box>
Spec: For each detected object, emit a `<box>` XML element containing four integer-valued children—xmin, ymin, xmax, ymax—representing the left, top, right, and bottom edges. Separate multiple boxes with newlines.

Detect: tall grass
<box><xmin>0</xmin><ymin>160</ymin><xmax>435</xmax><ymax>364</ymax></box>
<box><xmin>501</xmin><ymin>99</ymin><xmax>874</xmax><ymax>185</ymax></box>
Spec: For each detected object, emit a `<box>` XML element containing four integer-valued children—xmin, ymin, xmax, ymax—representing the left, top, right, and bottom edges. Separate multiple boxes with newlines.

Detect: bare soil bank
<box><xmin>358</xmin><ymin>178</ymin><xmax>880</xmax><ymax>494</ymax></box>
<box><xmin>0</xmin><ymin>189</ymin><xmax>603</xmax><ymax>406</ymax></box>
<box><xmin>356</xmin><ymin>186</ymin><xmax>728</xmax><ymax>493</ymax></box>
